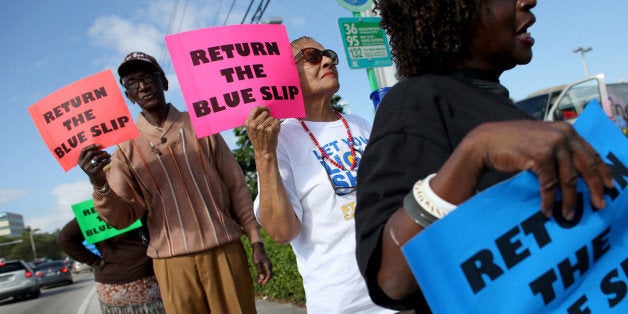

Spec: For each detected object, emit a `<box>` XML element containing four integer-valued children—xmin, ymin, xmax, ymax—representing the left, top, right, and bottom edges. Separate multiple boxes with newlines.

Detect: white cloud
<box><xmin>51</xmin><ymin>181</ymin><xmax>93</xmax><ymax>210</ymax></box>
<box><xmin>27</xmin><ymin>180</ymin><xmax>92</xmax><ymax>233</ymax></box>
<box><xmin>0</xmin><ymin>188</ymin><xmax>28</xmax><ymax>203</ymax></box>
<box><xmin>29</xmin><ymin>58</ymin><xmax>48</xmax><ymax>71</ymax></box>
<box><xmin>85</xmin><ymin>0</ymin><xmax>251</xmax><ymax>75</ymax></box>
<box><xmin>88</xmin><ymin>15</ymin><xmax>163</xmax><ymax>57</ymax></box>
<box><xmin>148</xmin><ymin>1</ymin><xmax>227</xmax><ymax>32</ymax></box>
<box><xmin>148</xmin><ymin>0</ymin><xmax>255</xmax><ymax>34</ymax></box>
<box><xmin>290</xmin><ymin>17</ymin><xmax>308</xmax><ymax>28</ymax></box>
<box><xmin>85</xmin><ymin>0</ymin><xmax>222</xmax><ymax>62</ymax></box>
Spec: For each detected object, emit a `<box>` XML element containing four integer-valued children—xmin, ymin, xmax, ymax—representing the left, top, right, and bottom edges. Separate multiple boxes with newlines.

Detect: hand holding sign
<box><xmin>437</xmin><ymin>119</ymin><xmax>614</xmax><ymax>219</ymax></box>
<box><xmin>78</xmin><ymin>144</ymin><xmax>111</xmax><ymax>187</ymax></box>
<box><xmin>244</xmin><ymin>106</ymin><xmax>281</xmax><ymax>155</ymax></box>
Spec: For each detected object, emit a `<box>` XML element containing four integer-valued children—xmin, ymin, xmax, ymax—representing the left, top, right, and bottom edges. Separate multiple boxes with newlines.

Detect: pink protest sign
<box><xmin>165</xmin><ymin>24</ymin><xmax>305</xmax><ymax>137</ymax></box>
<box><xmin>28</xmin><ymin>69</ymin><xmax>139</xmax><ymax>172</ymax></box>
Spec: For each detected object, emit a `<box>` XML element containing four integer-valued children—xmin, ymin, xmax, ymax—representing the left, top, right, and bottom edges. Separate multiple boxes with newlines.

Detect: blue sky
<box><xmin>2</xmin><ymin>0</ymin><xmax>628</xmax><ymax>233</ymax></box>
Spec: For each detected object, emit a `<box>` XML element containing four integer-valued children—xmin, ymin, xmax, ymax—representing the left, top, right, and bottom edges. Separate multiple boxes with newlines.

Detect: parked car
<box><xmin>72</xmin><ymin>261</ymin><xmax>92</xmax><ymax>274</ymax></box>
<box><xmin>0</xmin><ymin>260</ymin><xmax>40</xmax><ymax>301</ymax></box>
<box><xmin>514</xmin><ymin>74</ymin><xmax>628</xmax><ymax>135</ymax></box>
<box><xmin>35</xmin><ymin>260</ymin><xmax>73</xmax><ymax>288</ymax></box>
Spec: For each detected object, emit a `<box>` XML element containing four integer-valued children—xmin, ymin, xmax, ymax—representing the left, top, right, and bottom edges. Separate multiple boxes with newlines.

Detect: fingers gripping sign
<box><xmin>78</xmin><ymin>144</ymin><xmax>111</xmax><ymax>185</ymax></box>
<box><xmin>567</xmin><ymin>135</ymin><xmax>614</xmax><ymax>209</ymax></box>
<box><xmin>466</xmin><ymin>120</ymin><xmax>614</xmax><ymax>221</ymax></box>
<box><xmin>245</xmin><ymin>106</ymin><xmax>281</xmax><ymax>155</ymax></box>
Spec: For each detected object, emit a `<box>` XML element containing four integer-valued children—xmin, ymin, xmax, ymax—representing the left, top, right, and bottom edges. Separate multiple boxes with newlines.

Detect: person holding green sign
<box><xmin>78</xmin><ymin>51</ymin><xmax>272</xmax><ymax>313</ymax></box>
<box><xmin>354</xmin><ymin>0</ymin><xmax>614</xmax><ymax>312</ymax></box>
<box><xmin>57</xmin><ymin>217</ymin><xmax>165</xmax><ymax>313</ymax></box>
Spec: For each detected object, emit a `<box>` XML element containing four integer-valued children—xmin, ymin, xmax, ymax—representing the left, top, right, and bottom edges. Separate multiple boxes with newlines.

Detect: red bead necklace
<box><xmin>299</xmin><ymin>111</ymin><xmax>357</xmax><ymax>171</ymax></box>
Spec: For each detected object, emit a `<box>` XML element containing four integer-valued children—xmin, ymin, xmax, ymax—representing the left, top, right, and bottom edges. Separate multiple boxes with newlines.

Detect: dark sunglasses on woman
<box><xmin>294</xmin><ymin>48</ymin><xmax>339</xmax><ymax>65</ymax></box>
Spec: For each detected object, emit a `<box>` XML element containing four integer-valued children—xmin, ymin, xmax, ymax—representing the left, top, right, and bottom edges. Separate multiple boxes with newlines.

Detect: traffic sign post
<box><xmin>338</xmin><ymin>17</ymin><xmax>392</xmax><ymax>70</ymax></box>
<box><xmin>335</xmin><ymin>0</ymin><xmax>374</xmax><ymax>13</ymax></box>
<box><xmin>336</xmin><ymin>0</ymin><xmax>394</xmax><ymax>104</ymax></box>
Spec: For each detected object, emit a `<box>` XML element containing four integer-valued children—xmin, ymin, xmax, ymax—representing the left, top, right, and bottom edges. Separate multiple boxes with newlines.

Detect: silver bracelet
<box><xmin>92</xmin><ymin>182</ymin><xmax>111</xmax><ymax>196</ymax></box>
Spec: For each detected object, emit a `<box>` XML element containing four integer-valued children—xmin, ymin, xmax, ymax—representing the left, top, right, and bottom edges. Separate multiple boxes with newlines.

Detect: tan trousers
<box><xmin>153</xmin><ymin>240</ymin><xmax>256</xmax><ymax>314</ymax></box>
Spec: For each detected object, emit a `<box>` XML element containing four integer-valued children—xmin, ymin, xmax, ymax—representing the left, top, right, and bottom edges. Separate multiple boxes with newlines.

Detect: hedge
<box><xmin>242</xmin><ymin>230</ymin><xmax>306</xmax><ymax>307</ymax></box>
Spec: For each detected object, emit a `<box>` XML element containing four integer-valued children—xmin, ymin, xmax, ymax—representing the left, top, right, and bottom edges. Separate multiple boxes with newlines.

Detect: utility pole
<box><xmin>573</xmin><ymin>47</ymin><xmax>592</xmax><ymax>77</ymax></box>
<box><xmin>29</xmin><ymin>228</ymin><xmax>40</xmax><ymax>261</ymax></box>
<box><xmin>246</xmin><ymin>0</ymin><xmax>271</xmax><ymax>24</ymax></box>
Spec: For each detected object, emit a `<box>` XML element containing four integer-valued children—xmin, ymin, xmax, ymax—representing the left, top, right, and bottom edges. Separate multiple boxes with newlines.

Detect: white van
<box><xmin>514</xmin><ymin>74</ymin><xmax>628</xmax><ymax>135</ymax></box>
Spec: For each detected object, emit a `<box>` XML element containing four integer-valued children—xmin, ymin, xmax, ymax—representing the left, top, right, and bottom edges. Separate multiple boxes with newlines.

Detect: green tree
<box><xmin>0</xmin><ymin>236</ymin><xmax>22</xmax><ymax>260</ymax></box>
<box><xmin>0</xmin><ymin>228</ymin><xmax>64</xmax><ymax>262</ymax></box>
<box><xmin>331</xmin><ymin>95</ymin><xmax>344</xmax><ymax>113</ymax></box>
<box><xmin>232</xmin><ymin>126</ymin><xmax>258</xmax><ymax>198</ymax></box>
<box><xmin>34</xmin><ymin>230</ymin><xmax>63</xmax><ymax>261</ymax></box>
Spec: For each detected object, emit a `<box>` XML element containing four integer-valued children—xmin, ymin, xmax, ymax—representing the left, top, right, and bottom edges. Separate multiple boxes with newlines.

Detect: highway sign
<box><xmin>336</xmin><ymin>0</ymin><xmax>374</xmax><ymax>12</ymax></box>
<box><xmin>338</xmin><ymin>17</ymin><xmax>392</xmax><ymax>69</ymax></box>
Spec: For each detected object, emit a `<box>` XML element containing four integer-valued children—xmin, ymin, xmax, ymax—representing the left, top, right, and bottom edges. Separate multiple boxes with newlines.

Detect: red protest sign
<box><xmin>28</xmin><ymin>69</ymin><xmax>139</xmax><ymax>171</ymax></box>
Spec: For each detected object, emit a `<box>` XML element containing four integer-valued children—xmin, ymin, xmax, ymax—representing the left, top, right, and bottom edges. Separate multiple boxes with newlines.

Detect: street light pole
<box><xmin>573</xmin><ymin>47</ymin><xmax>592</xmax><ymax>77</ymax></box>
<box><xmin>0</xmin><ymin>239</ymin><xmax>23</xmax><ymax>247</ymax></box>
<box><xmin>28</xmin><ymin>228</ymin><xmax>40</xmax><ymax>261</ymax></box>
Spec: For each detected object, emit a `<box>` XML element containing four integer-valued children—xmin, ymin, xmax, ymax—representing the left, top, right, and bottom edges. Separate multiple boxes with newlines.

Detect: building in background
<box><xmin>0</xmin><ymin>212</ymin><xmax>25</xmax><ymax>238</ymax></box>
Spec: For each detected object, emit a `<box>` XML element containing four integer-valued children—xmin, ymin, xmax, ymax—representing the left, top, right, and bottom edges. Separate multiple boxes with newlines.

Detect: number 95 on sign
<box><xmin>337</xmin><ymin>17</ymin><xmax>392</xmax><ymax>69</ymax></box>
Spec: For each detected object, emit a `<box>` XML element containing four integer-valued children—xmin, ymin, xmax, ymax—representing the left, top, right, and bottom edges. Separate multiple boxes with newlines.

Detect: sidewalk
<box><xmin>255</xmin><ymin>298</ymin><xmax>306</xmax><ymax>313</ymax></box>
<box><xmin>81</xmin><ymin>289</ymin><xmax>306</xmax><ymax>314</ymax></box>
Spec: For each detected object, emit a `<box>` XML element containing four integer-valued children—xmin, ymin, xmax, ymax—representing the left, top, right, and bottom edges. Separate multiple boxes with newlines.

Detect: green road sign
<box><xmin>338</xmin><ymin>17</ymin><xmax>392</xmax><ymax>69</ymax></box>
<box><xmin>336</xmin><ymin>0</ymin><xmax>374</xmax><ymax>12</ymax></box>
<box><xmin>71</xmin><ymin>199</ymin><xmax>142</xmax><ymax>244</ymax></box>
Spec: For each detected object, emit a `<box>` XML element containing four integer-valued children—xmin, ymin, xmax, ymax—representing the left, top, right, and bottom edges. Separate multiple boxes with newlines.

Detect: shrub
<box><xmin>242</xmin><ymin>230</ymin><xmax>305</xmax><ymax>306</ymax></box>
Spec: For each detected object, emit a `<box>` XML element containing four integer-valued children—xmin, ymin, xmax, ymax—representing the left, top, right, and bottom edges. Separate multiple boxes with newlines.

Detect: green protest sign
<box><xmin>71</xmin><ymin>199</ymin><xmax>142</xmax><ymax>244</ymax></box>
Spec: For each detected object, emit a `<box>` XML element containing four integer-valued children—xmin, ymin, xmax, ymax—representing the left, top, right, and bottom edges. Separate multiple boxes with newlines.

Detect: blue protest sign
<box><xmin>402</xmin><ymin>101</ymin><xmax>628</xmax><ymax>313</ymax></box>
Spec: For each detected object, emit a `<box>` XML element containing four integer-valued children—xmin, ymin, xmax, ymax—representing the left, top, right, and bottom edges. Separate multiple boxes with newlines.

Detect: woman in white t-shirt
<box><xmin>244</xmin><ymin>36</ymin><xmax>395</xmax><ymax>314</ymax></box>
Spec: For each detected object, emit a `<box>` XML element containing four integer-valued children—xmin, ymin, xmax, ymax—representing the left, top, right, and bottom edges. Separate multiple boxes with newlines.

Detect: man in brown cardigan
<box><xmin>78</xmin><ymin>51</ymin><xmax>272</xmax><ymax>313</ymax></box>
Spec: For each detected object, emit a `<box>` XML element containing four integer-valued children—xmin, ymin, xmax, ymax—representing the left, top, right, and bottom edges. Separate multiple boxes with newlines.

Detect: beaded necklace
<box><xmin>299</xmin><ymin>111</ymin><xmax>357</xmax><ymax>171</ymax></box>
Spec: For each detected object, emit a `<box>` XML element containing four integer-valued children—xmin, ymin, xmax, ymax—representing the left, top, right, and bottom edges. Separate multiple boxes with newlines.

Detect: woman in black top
<box><xmin>58</xmin><ymin>218</ymin><xmax>164</xmax><ymax>313</ymax></box>
<box><xmin>355</xmin><ymin>0</ymin><xmax>614</xmax><ymax>312</ymax></box>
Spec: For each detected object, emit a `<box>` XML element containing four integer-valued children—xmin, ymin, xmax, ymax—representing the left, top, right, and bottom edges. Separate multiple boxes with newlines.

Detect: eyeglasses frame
<box><xmin>121</xmin><ymin>71</ymin><xmax>161</xmax><ymax>91</ymax></box>
<box><xmin>294</xmin><ymin>48</ymin><xmax>339</xmax><ymax>66</ymax></box>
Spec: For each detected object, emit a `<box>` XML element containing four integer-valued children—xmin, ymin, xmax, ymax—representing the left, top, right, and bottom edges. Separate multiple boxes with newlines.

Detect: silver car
<box><xmin>72</xmin><ymin>261</ymin><xmax>92</xmax><ymax>274</ymax></box>
<box><xmin>35</xmin><ymin>260</ymin><xmax>73</xmax><ymax>288</ymax></box>
<box><xmin>0</xmin><ymin>260</ymin><xmax>41</xmax><ymax>301</ymax></box>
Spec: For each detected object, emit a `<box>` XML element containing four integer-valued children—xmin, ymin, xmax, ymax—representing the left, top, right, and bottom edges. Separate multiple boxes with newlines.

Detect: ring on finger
<box><xmin>90</xmin><ymin>159</ymin><xmax>98</xmax><ymax>166</ymax></box>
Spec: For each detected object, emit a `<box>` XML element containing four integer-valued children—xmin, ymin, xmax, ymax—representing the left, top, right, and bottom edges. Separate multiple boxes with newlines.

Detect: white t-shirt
<box><xmin>254</xmin><ymin>114</ymin><xmax>394</xmax><ymax>314</ymax></box>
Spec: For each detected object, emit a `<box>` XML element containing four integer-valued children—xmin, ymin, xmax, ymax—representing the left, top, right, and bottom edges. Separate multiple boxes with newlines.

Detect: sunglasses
<box><xmin>121</xmin><ymin>72</ymin><xmax>161</xmax><ymax>91</ymax></box>
<box><xmin>319</xmin><ymin>149</ymin><xmax>362</xmax><ymax>196</ymax></box>
<box><xmin>294</xmin><ymin>48</ymin><xmax>339</xmax><ymax>65</ymax></box>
